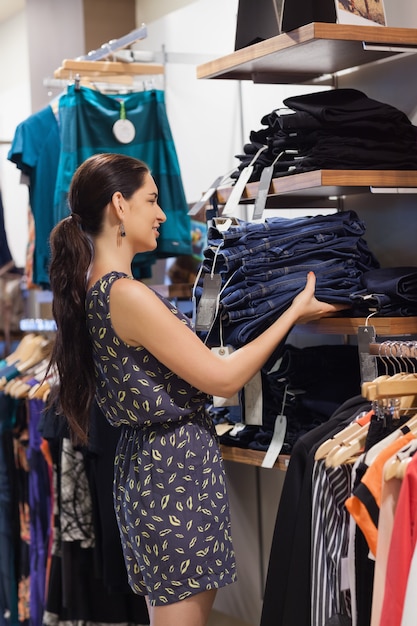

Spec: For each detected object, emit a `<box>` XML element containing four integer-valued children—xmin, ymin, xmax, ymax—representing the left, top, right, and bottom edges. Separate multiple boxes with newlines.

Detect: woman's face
<box><xmin>125</xmin><ymin>172</ymin><xmax>167</xmax><ymax>253</ymax></box>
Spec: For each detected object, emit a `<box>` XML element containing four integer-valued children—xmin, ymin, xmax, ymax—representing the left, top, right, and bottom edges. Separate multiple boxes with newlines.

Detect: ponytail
<box><xmin>48</xmin><ymin>215</ymin><xmax>95</xmax><ymax>445</ymax></box>
<box><xmin>47</xmin><ymin>153</ymin><xmax>150</xmax><ymax>445</ymax></box>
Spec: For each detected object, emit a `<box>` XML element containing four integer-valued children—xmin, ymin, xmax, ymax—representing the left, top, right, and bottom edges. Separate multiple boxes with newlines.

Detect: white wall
<box><xmin>0</xmin><ymin>10</ymin><xmax>30</xmax><ymax>268</ymax></box>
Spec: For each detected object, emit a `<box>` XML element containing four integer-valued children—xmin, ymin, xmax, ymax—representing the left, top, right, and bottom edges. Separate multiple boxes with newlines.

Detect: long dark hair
<box><xmin>48</xmin><ymin>153</ymin><xmax>150</xmax><ymax>444</ymax></box>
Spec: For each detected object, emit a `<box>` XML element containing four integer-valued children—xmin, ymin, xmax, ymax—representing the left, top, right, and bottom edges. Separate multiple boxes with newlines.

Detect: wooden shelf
<box><xmin>300</xmin><ymin>316</ymin><xmax>417</xmax><ymax>336</ymax></box>
<box><xmin>220</xmin><ymin>444</ymin><xmax>290</xmax><ymax>470</ymax></box>
<box><xmin>197</xmin><ymin>22</ymin><xmax>417</xmax><ymax>83</ymax></box>
<box><xmin>215</xmin><ymin>170</ymin><xmax>417</xmax><ymax>205</ymax></box>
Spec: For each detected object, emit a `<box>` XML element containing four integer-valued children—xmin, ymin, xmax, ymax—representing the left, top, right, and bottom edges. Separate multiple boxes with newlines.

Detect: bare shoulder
<box><xmin>109</xmin><ymin>277</ymin><xmax>176</xmax><ymax>346</ymax></box>
<box><xmin>110</xmin><ymin>276</ymin><xmax>157</xmax><ymax>304</ymax></box>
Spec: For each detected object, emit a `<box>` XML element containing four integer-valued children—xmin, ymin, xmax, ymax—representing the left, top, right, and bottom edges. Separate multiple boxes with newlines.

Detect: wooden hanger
<box><xmin>371</xmin><ymin>374</ymin><xmax>417</xmax><ymax>399</ymax></box>
<box><xmin>16</xmin><ymin>339</ymin><xmax>52</xmax><ymax>374</ymax></box>
<box><xmin>384</xmin><ymin>434</ymin><xmax>417</xmax><ymax>480</ymax></box>
<box><xmin>328</xmin><ymin>411</ymin><xmax>417</xmax><ymax>469</ymax></box>
<box><xmin>54</xmin><ymin>58</ymin><xmax>164</xmax><ymax>81</ymax></box>
<box><xmin>325</xmin><ymin>422</ymin><xmax>371</xmax><ymax>468</ymax></box>
<box><xmin>2</xmin><ymin>333</ymin><xmax>37</xmax><ymax>365</ymax></box>
<box><xmin>314</xmin><ymin>409</ymin><xmax>373</xmax><ymax>461</ymax></box>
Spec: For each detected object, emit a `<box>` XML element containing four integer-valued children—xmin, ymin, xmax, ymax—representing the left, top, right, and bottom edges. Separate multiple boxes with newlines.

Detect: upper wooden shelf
<box><xmin>197</xmin><ymin>22</ymin><xmax>417</xmax><ymax>83</ymax></box>
<box><xmin>215</xmin><ymin>170</ymin><xmax>417</xmax><ymax>205</ymax></box>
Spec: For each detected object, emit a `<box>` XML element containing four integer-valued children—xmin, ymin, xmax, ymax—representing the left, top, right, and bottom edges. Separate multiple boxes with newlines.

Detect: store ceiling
<box><xmin>0</xmin><ymin>0</ymin><xmax>25</xmax><ymax>23</ymax></box>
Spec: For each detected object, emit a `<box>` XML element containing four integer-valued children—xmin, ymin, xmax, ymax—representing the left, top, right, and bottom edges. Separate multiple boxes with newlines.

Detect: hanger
<box><xmin>53</xmin><ymin>25</ymin><xmax>164</xmax><ymax>85</ymax></box>
<box><xmin>53</xmin><ymin>59</ymin><xmax>164</xmax><ymax>82</ymax></box>
<box><xmin>324</xmin><ymin>421</ymin><xmax>371</xmax><ymax>468</ymax></box>
<box><xmin>327</xmin><ymin>409</ymin><xmax>417</xmax><ymax>469</ymax></box>
<box><xmin>1</xmin><ymin>333</ymin><xmax>38</xmax><ymax>366</ymax></box>
<box><xmin>15</xmin><ymin>339</ymin><xmax>52</xmax><ymax>375</ymax></box>
<box><xmin>384</xmin><ymin>434</ymin><xmax>417</xmax><ymax>481</ymax></box>
<box><xmin>314</xmin><ymin>409</ymin><xmax>373</xmax><ymax>461</ymax></box>
<box><xmin>361</xmin><ymin>339</ymin><xmax>417</xmax><ymax>402</ymax></box>
<box><xmin>367</xmin><ymin>375</ymin><xmax>417</xmax><ymax>400</ymax></box>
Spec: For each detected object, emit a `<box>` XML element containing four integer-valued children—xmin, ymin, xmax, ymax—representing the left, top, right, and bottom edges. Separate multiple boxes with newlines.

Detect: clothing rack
<box><xmin>78</xmin><ymin>24</ymin><xmax>148</xmax><ymax>61</ymax></box>
<box><xmin>54</xmin><ymin>59</ymin><xmax>164</xmax><ymax>80</ymax></box>
<box><xmin>53</xmin><ymin>24</ymin><xmax>165</xmax><ymax>84</ymax></box>
<box><xmin>369</xmin><ymin>340</ymin><xmax>417</xmax><ymax>358</ymax></box>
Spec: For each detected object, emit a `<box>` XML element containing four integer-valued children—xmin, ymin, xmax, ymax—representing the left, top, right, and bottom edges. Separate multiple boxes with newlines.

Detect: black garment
<box><xmin>283</xmin><ymin>88</ymin><xmax>413</xmax><ymax>127</ymax></box>
<box><xmin>40</xmin><ymin>405</ymin><xmax>149</xmax><ymax>625</ymax></box>
<box><xmin>260</xmin><ymin>396</ymin><xmax>371</xmax><ymax>626</ymax></box>
<box><xmin>85</xmin><ymin>402</ymin><xmax>148</xmax><ymax>603</ymax></box>
<box><xmin>232</xmin><ymin>88</ymin><xmax>417</xmax><ymax>181</ymax></box>
<box><xmin>250</xmin><ymin>344</ymin><xmax>362</xmax><ymax>453</ymax></box>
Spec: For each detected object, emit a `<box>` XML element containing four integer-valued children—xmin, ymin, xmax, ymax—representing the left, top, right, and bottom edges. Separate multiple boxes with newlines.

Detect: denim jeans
<box><xmin>205</xmin><ymin>212</ymin><xmax>369</xmax><ymax>275</ymax></box>
<box><xmin>350</xmin><ymin>266</ymin><xmax>417</xmax><ymax>315</ymax></box>
<box><xmin>197</xmin><ymin>211</ymin><xmax>380</xmax><ymax>346</ymax></box>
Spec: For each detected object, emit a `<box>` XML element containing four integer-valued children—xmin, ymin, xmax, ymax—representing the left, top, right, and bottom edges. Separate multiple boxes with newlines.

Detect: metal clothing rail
<box><xmin>369</xmin><ymin>340</ymin><xmax>417</xmax><ymax>358</ymax></box>
<box><xmin>53</xmin><ymin>24</ymin><xmax>164</xmax><ymax>82</ymax></box>
<box><xmin>78</xmin><ymin>24</ymin><xmax>148</xmax><ymax>61</ymax></box>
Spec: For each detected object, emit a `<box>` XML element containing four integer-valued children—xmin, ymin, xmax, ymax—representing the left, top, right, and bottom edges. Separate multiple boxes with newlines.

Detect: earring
<box><xmin>119</xmin><ymin>222</ymin><xmax>126</xmax><ymax>238</ymax></box>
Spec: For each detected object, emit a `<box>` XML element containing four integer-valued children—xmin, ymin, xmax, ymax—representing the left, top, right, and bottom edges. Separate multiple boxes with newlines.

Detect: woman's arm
<box><xmin>109</xmin><ymin>272</ymin><xmax>344</xmax><ymax>398</ymax></box>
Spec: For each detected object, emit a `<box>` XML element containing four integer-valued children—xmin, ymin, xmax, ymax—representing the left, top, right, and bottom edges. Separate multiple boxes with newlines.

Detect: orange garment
<box><xmin>345</xmin><ymin>431</ymin><xmax>415</xmax><ymax>557</ymax></box>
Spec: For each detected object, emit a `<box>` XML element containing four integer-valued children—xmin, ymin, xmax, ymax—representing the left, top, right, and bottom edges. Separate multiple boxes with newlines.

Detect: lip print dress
<box><xmin>86</xmin><ymin>271</ymin><xmax>237</xmax><ymax>606</ymax></box>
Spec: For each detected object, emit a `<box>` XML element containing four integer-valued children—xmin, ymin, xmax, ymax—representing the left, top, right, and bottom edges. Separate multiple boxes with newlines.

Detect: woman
<box><xmin>48</xmin><ymin>152</ymin><xmax>343</xmax><ymax>626</ymax></box>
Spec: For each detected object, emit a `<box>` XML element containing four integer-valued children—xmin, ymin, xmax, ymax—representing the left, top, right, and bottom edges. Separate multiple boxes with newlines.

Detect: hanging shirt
<box><xmin>54</xmin><ymin>85</ymin><xmax>192</xmax><ymax>277</ymax></box>
<box><xmin>8</xmin><ymin>105</ymin><xmax>61</xmax><ymax>288</ymax></box>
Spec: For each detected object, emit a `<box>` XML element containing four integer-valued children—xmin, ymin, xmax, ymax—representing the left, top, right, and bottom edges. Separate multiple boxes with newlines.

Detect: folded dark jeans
<box><xmin>360</xmin><ymin>267</ymin><xmax>417</xmax><ymax>301</ymax></box>
<box><xmin>198</xmin><ymin>212</ymin><xmax>380</xmax><ymax>346</ymax></box>
<box><xmin>222</xmin><ymin>263</ymin><xmax>361</xmax><ymax>313</ymax></box>
<box><xmin>207</xmin><ymin>210</ymin><xmax>365</xmax><ymax>245</ymax></box>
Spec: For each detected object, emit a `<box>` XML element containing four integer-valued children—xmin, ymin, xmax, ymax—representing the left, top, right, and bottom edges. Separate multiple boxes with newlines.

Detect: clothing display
<box><xmin>7</xmin><ymin>106</ymin><xmax>61</xmax><ymax>288</ymax></box>
<box><xmin>0</xmin><ymin>345</ymin><xmax>151</xmax><ymax>626</ymax></box>
<box><xmin>86</xmin><ymin>272</ymin><xmax>236</xmax><ymax>605</ymax></box>
<box><xmin>260</xmin><ymin>395</ymin><xmax>371</xmax><ymax>626</ymax></box>
<box><xmin>8</xmin><ymin>86</ymin><xmax>192</xmax><ymax>286</ymax></box>
<box><xmin>39</xmin><ymin>407</ymin><xmax>149</xmax><ymax>626</ymax></box>
<box><xmin>232</xmin><ymin>88</ymin><xmax>417</xmax><ymax>182</ymax></box>
<box><xmin>197</xmin><ymin>210</ymin><xmax>380</xmax><ymax>348</ymax></box>
<box><xmin>261</xmin><ymin>343</ymin><xmax>417</xmax><ymax>626</ymax></box>
<box><xmin>54</xmin><ymin>86</ymin><xmax>192</xmax><ymax>274</ymax></box>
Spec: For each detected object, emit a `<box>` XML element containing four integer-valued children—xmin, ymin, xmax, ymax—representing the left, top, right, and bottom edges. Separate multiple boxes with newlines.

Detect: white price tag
<box><xmin>261</xmin><ymin>415</ymin><xmax>287</xmax><ymax>468</ymax></box>
<box><xmin>244</xmin><ymin>371</ymin><xmax>263</xmax><ymax>426</ymax></box>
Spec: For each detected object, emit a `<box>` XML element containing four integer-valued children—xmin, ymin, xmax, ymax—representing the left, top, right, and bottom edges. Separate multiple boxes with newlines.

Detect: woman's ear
<box><xmin>111</xmin><ymin>191</ymin><xmax>125</xmax><ymax>219</ymax></box>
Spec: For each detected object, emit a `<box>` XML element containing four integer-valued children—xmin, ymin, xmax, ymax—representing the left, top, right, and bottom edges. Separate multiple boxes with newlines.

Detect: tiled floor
<box><xmin>207</xmin><ymin>610</ymin><xmax>253</xmax><ymax>626</ymax></box>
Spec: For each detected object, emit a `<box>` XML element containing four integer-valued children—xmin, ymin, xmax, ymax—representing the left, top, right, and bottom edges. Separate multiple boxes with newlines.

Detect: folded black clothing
<box><xmin>283</xmin><ymin>88</ymin><xmax>413</xmax><ymax>128</ymax></box>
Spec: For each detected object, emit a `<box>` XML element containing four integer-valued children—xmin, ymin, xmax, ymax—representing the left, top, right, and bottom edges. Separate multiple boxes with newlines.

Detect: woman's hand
<box><xmin>291</xmin><ymin>272</ymin><xmax>349</xmax><ymax>324</ymax></box>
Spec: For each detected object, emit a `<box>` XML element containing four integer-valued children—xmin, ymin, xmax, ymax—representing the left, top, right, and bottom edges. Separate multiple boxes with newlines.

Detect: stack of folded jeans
<box><xmin>232</xmin><ymin>88</ymin><xmax>417</xmax><ymax>182</ymax></box>
<box><xmin>197</xmin><ymin>210</ymin><xmax>380</xmax><ymax>348</ymax></box>
<box><xmin>350</xmin><ymin>266</ymin><xmax>417</xmax><ymax>316</ymax></box>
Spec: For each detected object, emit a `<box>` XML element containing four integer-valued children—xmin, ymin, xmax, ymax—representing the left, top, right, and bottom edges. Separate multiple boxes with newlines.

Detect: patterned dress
<box><xmin>86</xmin><ymin>272</ymin><xmax>236</xmax><ymax>605</ymax></box>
